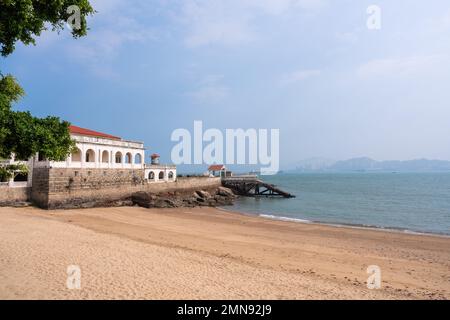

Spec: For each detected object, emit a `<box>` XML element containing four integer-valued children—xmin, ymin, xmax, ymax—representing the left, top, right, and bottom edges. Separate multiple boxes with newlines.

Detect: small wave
<box><xmin>259</xmin><ymin>214</ymin><xmax>312</xmax><ymax>224</ymax></box>
<box><xmin>258</xmin><ymin>214</ymin><xmax>450</xmax><ymax>237</ymax></box>
<box><xmin>220</xmin><ymin>206</ymin><xmax>450</xmax><ymax>237</ymax></box>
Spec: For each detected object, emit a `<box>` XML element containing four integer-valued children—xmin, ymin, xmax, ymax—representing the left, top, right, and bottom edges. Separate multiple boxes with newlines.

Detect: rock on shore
<box><xmin>132</xmin><ymin>186</ymin><xmax>236</xmax><ymax>209</ymax></box>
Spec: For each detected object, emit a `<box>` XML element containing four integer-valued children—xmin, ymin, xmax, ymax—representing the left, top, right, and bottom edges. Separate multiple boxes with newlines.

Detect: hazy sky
<box><xmin>2</xmin><ymin>0</ymin><xmax>450</xmax><ymax>168</ymax></box>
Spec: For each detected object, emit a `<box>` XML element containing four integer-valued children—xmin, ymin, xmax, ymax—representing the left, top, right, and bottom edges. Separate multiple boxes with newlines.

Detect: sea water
<box><xmin>228</xmin><ymin>173</ymin><xmax>450</xmax><ymax>235</ymax></box>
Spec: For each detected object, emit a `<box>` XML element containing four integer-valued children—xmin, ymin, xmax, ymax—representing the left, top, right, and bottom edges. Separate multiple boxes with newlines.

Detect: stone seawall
<box><xmin>143</xmin><ymin>177</ymin><xmax>222</xmax><ymax>193</ymax></box>
<box><xmin>0</xmin><ymin>186</ymin><xmax>30</xmax><ymax>206</ymax></box>
<box><xmin>30</xmin><ymin>167</ymin><xmax>222</xmax><ymax>209</ymax></box>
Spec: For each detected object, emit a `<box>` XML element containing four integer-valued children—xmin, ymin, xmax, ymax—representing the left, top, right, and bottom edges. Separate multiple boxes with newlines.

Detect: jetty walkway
<box><xmin>222</xmin><ymin>175</ymin><xmax>295</xmax><ymax>198</ymax></box>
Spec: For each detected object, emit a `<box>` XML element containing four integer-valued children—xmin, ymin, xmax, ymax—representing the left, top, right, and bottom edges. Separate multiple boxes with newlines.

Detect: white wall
<box><xmin>144</xmin><ymin>165</ymin><xmax>177</xmax><ymax>183</ymax></box>
<box><xmin>34</xmin><ymin>134</ymin><xmax>145</xmax><ymax>170</ymax></box>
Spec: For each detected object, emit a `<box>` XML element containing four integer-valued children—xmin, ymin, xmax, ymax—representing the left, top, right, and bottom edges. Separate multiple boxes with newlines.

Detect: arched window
<box><xmin>135</xmin><ymin>153</ymin><xmax>142</xmax><ymax>164</ymax></box>
<box><xmin>168</xmin><ymin>171</ymin><xmax>174</xmax><ymax>180</ymax></box>
<box><xmin>158</xmin><ymin>171</ymin><xmax>164</xmax><ymax>180</ymax></box>
<box><xmin>125</xmin><ymin>152</ymin><xmax>132</xmax><ymax>164</ymax></box>
<box><xmin>148</xmin><ymin>171</ymin><xmax>155</xmax><ymax>180</ymax></box>
<box><xmin>102</xmin><ymin>150</ymin><xmax>109</xmax><ymax>163</ymax></box>
<box><xmin>115</xmin><ymin>152</ymin><xmax>122</xmax><ymax>163</ymax></box>
<box><xmin>86</xmin><ymin>149</ymin><xmax>95</xmax><ymax>163</ymax></box>
<box><xmin>71</xmin><ymin>148</ymin><xmax>82</xmax><ymax>162</ymax></box>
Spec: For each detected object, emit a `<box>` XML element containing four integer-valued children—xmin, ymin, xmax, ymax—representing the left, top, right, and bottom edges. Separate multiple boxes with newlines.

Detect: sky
<box><xmin>2</xmin><ymin>0</ymin><xmax>450</xmax><ymax>170</ymax></box>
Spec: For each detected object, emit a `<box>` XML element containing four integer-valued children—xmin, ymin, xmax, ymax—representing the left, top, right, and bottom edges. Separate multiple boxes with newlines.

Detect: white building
<box><xmin>24</xmin><ymin>125</ymin><xmax>176</xmax><ymax>184</ymax></box>
<box><xmin>34</xmin><ymin>125</ymin><xmax>146</xmax><ymax>170</ymax></box>
<box><xmin>144</xmin><ymin>153</ymin><xmax>177</xmax><ymax>183</ymax></box>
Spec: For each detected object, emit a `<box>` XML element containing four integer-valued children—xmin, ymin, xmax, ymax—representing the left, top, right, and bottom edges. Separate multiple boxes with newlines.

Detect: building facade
<box><xmin>32</xmin><ymin>125</ymin><xmax>176</xmax><ymax>183</ymax></box>
<box><xmin>144</xmin><ymin>153</ymin><xmax>176</xmax><ymax>183</ymax></box>
<box><xmin>0</xmin><ymin>125</ymin><xmax>179</xmax><ymax>208</ymax></box>
<box><xmin>34</xmin><ymin>125</ymin><xmax>145</xmax><ymax>170</ymax></box>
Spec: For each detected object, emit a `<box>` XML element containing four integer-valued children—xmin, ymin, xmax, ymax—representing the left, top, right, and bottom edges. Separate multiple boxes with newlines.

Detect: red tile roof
<box><xmin>208</xmin><ymin>164</ymin><xmax>225</xmax><ymax>171</ymax></box>
<box><xmin>69</xmin><ymin>125</ymin><xmax>121</xmax><ymax>140</ymax></box>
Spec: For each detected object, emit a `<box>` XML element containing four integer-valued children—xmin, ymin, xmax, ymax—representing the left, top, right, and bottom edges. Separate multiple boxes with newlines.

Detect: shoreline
<box><xmin>217</xmin><ymin>206</ymin><xmax>450</xmax><ymax>238</ymax></box>
<box><xmin>1</xmin><ymin>205</ymin><xmax>449</xmax><ymax>299</ymax></box>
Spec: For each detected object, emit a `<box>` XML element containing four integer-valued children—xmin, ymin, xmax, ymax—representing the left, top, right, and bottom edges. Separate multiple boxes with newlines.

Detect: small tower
<box><xmin>150</xmin><ymin>153</ymin><xmax>160</xmax><ymax>165</ymax></box>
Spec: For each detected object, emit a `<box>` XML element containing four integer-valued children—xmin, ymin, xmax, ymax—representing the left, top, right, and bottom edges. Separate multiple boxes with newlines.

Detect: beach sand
<box><xmin>0</xmin><ymin>206</ymin><xmax>449</xmax><ymax>300</ymax></box>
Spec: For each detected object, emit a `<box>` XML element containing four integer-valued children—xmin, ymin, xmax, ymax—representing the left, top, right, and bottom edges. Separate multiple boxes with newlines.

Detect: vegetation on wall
<box><xmin>0</xmin><ymin>163</ymin><xmax>28</xmax><ymax>182</ymax></box>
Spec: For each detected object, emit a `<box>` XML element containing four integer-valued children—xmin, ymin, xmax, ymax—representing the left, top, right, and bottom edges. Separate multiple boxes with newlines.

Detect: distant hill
<box><xmin>287</xmin><ymin>157</ymin><xmax>450</xmax><ymax>173</ymax></box>
<box><xmin>286</xmin><ymin>157</ymin><xmax>336</xmax><ymax>172</ymax></box>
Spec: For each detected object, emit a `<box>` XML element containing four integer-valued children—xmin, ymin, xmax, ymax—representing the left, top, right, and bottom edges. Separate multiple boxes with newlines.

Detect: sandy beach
<box><xmin>0</xmin><ymin>205</ymin><xmax>449</xmax><ymax>300</ymax></box>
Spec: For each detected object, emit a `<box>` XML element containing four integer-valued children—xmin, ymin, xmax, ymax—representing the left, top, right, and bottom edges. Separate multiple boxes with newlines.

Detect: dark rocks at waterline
<box><xmin>195</xmin><ymin>190</ymin><xmax>211</xmax><ymax>199</ymax></box>
<box><xmin>216</xmin><ymin>186</ymin><xmax>235</xmax><ymax>197</ymax></box>
<box><xmin>131</xmin><ymin>187</ymin><xmax>236</xmax><ymax>209</ymax></box>
<box><xmin>45</xmin><ymin>198</ymin><xmax>134</xmax><ymax>210</ymax></box>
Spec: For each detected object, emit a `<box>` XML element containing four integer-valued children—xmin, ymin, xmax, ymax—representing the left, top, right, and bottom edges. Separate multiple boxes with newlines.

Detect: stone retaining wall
<box><xmin>0</xmin><ymin>186</ymin><xmax>30</xmax><ymax>206</ymax></box>
<box><xmin>30</xmin><ymin>167</ymin><xmax>221</xmax><ymax>209</ymax></box>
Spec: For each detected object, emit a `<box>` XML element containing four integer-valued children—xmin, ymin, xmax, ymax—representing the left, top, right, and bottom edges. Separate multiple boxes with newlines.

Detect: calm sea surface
<box><xmin>228</xmin><ymin>173</ymin><xmax>450</xmax><ymax>235</ymax></box>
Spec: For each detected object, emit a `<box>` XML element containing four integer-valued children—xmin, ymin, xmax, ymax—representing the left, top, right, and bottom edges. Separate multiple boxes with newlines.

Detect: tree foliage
<box><xmin>0</xmin><ymin>0</ymin><xmax>95</xmax><ymax>57</ymax></box>
<box><xmin>0</xmin><ymin>100</ymin><xmax>76</xmax><ymax>160</ymax></box>
<box><xmin>0</xmin><ymin>0</ymin><xmax>94</xmax><ymax>162</ymax></box>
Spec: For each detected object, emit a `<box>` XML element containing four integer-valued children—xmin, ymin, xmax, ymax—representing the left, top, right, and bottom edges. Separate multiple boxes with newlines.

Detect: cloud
<box><xmin>357</xmin><ymin>55</ymin><xmax>449</xmax><ymax>78</ymax></box>
<box><xmin>426</xmin><ymin>9</ymin><xmax>450</xmax><ymax>33</ymax></box>
<box><xmin>281</xmin><ymin>69</ymin><xmax>321</xmax><ymax>85</ymax></box>
<box><xmin>179</xmin><ymin>0</ymin><xmax>326</xmax><ymax>48</ymax></box>
<box><xmin>187</xmin><ymin>74</ymin><xmax>230</xmax><ymax>104</ymax></box>
<box><xmin>188</xmin><ymin>85</ymin><xmax>229</xmax><ymax>104</ymax></box>
<box><xmin>90</xmin><ymin>0</ymin><xmax>124</xmax><ymax>14</ymax></box>
<box><xmin>247</xmin><ymin>0</ymin><xmax>326</xmax><ymax>14</ymax></box>
<box><xmin>181</xmin><ymin>0</ymin><xmax>253</xmax><ymax>48</ymax></box>
<box><xmin>65</xmin><ymin>3</ymin><xmax>158</xmax><ymax>78</ymax></box>
<box><xmin>334</xmin><ymin>31</ymin><xmax>358</xmax><ymax>44</ymax></box>
<box><xmin>442</xmin><ymin>11</ymin><xmax>450</xmax><ymax>29</ymax></box>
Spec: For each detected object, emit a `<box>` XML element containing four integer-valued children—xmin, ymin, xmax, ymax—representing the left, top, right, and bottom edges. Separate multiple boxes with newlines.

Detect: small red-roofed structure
<box><xmin>150</xmin><ymin>153</ymin><xmax>160</xmax><ymax>165</ymax></box>
<box><xmin>208</xmin><ymin>164</ymin><xmax>229</xmax><ymax>177</ymax></box>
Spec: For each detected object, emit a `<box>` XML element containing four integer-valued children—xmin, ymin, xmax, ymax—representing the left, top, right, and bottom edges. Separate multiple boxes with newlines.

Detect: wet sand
<box><xmin>0</xmin><ymin>206</ymin><xmax>449</xmax><ymax>299</ymax></box>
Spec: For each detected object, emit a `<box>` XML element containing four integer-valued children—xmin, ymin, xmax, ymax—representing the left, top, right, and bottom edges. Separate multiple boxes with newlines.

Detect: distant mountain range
<box><xmin>287</xmin><ymin>157</ymin><xmax>450</xmax><ymax>173</ymax></box>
